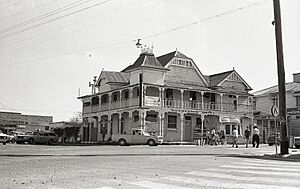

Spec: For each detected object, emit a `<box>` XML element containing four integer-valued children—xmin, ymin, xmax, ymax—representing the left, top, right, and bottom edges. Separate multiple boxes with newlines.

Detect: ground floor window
<box><xmin>168</xmin><ymin>115</ymin><xmax>177</xmax><ymax>129</ymax></box>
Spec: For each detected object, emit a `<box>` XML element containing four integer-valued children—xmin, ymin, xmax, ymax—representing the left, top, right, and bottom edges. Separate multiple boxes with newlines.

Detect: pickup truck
<box><xmin>112</xmin><ymin>128</ymin><xmax>162</xmax><ymax>146</ymax></box>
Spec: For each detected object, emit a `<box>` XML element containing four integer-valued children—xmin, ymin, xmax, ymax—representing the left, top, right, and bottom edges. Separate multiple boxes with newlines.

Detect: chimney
<box><xmin>293</xmin><ymin>73</ymin><xmax>300</xmax><ymax>83</ymax></box>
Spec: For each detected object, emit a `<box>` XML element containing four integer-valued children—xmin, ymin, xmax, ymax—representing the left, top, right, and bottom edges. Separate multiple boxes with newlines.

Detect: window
<box><xmin>166</xmin><ymin>89</ymin><xmax>173</xmax><ymax>99</ymax></box>
<box><xmin>168</xmin><ymin>115</ymin><xmax>177</xmax><ymax>129</ymax></box>
<box><xmin>83</xmin><ymin>102</ymin><xmax>91</xmax><ymax>107</ymax></box>
<box><xmin>101</xmin><ymin>95</ymin><xmax>108</xmax><ymax>104</ymax></box>
<box><xmin>225</xmin><ymin>125</ymin><xmax>231</xmax><ymax>135</ymax></box>
<box><xmin>91</xmin><ymin>96</ymin><xmax>99</xmax><ymax>106</ymax></box>
<box><xmin>112</xmin><ymin>93</ymin><xmax>118</xmax><ymax>102</ymax></box>
<box><xmin>134</xmin><ymin>115</ymin><xmax>139</xmax><ymax>122</ymax></box>
<box><xmin>45</xmin><ymin>126</ymin><xmax>49</xmax><ymax>131</ymax></box>
<box><xmin>146</xmin><ymin>114</ymin><xmax>157</xmax><ymax>122</ymax></box>
<box><xmin>190</xmin><ymin>91</ymin><xmax>196</xmax><ymax>101</ymax></box>
<box><xmin>296</xmin><ymin>96</ymin><xmax>300</xmax><ymax>107</ymax></box>
<box><xmin>124</xmin><ymin>91</ymin><xmax>129</xmax><ymax>99</ymax></box>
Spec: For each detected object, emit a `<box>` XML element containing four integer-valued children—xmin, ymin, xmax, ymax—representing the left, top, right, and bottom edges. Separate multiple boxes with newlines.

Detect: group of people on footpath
<box><xmin>232</xmin><ymin>125</ymin><xmax>260</xmax><ymax>148</ymax></box>
<box><xmin>204</xmin><ymin>125</ymin><xmax>260</xmax><ymax>148</ymax></box>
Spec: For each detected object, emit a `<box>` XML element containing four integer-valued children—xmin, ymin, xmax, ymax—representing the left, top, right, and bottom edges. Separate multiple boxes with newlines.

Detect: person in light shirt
<box><xmin>252</xmin><ymin>126</ymin><xmax>260</xmax><ymax>148</ymax></box>
<box><xmin>232</xmin><ymin>127</ymin><xmax>239</xmax><ymax>148</ymax></box>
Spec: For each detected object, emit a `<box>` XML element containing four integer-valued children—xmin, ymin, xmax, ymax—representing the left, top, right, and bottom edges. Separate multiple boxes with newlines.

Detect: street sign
<box><xmin>271</xmin><ymin>105</ymin><xmax>279</xmax><ymax>117</ymax></box>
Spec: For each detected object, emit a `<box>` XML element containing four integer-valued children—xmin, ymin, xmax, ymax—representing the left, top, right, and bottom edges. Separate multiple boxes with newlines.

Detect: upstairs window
<box><xmin>91</xmin><ymin>96</ymin><xmax>99</xmax><ymax>106</ymax></box>
<box><xmin>166</xmin><ymin>89</ymin><xmax>173</xmax><ymax>99</ymax></box>
<box><xmin>83</xmin><ymin>102</ymin><xmax>91</xmax><ymax>107</ymax></box>
<box><xmin>296</xmin><ymin>96</ymin><xmax>300</xmax><ymax>107</ymax></box>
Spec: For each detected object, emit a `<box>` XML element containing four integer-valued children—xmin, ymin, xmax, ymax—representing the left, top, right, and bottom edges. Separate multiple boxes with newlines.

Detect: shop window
<box><xmin>168</xmin><ymin>115</ymin><xmax>177</xmax><ymax>129</ymax></box>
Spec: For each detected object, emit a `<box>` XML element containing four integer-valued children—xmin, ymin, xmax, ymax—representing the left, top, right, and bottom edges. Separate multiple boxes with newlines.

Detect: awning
<box><xmin>220</xmin><ymin>116</ymin><xmax>240</xmax><ymax>123</ymax></box>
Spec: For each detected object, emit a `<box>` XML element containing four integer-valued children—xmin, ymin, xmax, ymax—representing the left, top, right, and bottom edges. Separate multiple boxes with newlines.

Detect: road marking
<box><xmin>243</xmin><ymin>159</ymin><xmax>300</xmax><ymax>166</ymax></box>
<box><xmin>221</xmin><ymin>164</ymin><xmax>300</xmax><ymax>172</ymax></box>
<box><xmin>187</xmin><ymin>171</ymin><xmax>300</xmax><ymax>186</ymax></box>
<box><xmin>163</xmin><ymin>175</ymin><xmax>299</xmax><ymax>189</ymax></box>
<box><xmin>130</xmin><ymin>181</ymin><xmax>191</xmax><ymax>189</ymax></box>
<box><xmin>205</xmin><ymin>168</ymin><xmax>300</xmax><ymax>177</ymax></box>
<box><xmin>232</xmin><ymin>161</ymin><xmax>300</xmax><ymax>169</ymax></box>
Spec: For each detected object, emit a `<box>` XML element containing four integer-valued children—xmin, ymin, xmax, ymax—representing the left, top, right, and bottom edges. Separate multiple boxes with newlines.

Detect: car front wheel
<box><xmin>119</xmin><ymin>139</ymin><xmax>127</xmax><ymax>146</ymax></box>
<box><xmin>147</xmin><ymin>139</ymin><xmax>156</xmax><ymax>146</ymax></box>
<box><xmin>28</xmin><ymin>138</ymin><xmax>34</xmax><ymax>144</ymax></box>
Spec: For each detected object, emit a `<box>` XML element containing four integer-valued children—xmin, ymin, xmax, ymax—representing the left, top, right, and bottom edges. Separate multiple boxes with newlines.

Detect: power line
<box><xmin>0</xmin><ymin>0</ymin><xmax>94</xmax><ymax>34</ymax></box>
<box><xmin>0</xmin><ymin>0</ymin><xmax>150</xmax><ymax>55</ymax></box>
<box><xmin>0</xmin><ymin>0</ymin><xmax>113</xmax><ymax>39</ymax></box>
<box><xmin>0</xmin><ymin>0</ymin><xmax>268</xmax><ymax>67</ymax></box>
<box><xmin>0</xmin><ymin>0</ymin><xmax>59</xmax><ymax>22</ymax></box>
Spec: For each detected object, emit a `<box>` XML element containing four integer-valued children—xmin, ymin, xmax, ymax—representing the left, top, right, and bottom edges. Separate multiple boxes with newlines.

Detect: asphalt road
<box><xmin>0</xmin><ymin>144</ymin><xmax>299</xmax><ymax>189</ymax></box>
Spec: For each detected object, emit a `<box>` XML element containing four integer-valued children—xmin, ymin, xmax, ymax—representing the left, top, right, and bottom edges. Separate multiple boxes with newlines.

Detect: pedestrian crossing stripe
<box><xmin>221</xmin><ymin>164</ymin><xmax>300</xmax><ymax>172</ymax></box>
<box><xmin>163</xmin><ymin>175</ymin><xmax>299</xmax><ymax>189</ymax></box>
<box><xmin>205</xmin><ymin>168</ymin><xmax>300</xmax><ymax>177</ymax></box>
<box><xmin>187</xmin><ymin>171</ymin><xmax>300</xmax><ymax>186</ymax></box>
<box><xmin>130</xmin><ymin>181</ymin><xmax>191</xmax><ymax>189</ymax></box>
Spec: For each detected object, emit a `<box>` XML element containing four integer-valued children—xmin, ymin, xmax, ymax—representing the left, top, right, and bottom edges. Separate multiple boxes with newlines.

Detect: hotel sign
<box><xmin>145</xmin><ymin>96</ymin><xmax>160</xmax><ymax>106</ymax></box>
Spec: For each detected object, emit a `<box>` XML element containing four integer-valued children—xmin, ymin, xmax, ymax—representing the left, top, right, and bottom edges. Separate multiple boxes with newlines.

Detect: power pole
<box><xmin>273</xmin><ymin>0</ymin><xmax>289</xmax><ymax>155</ymax></box>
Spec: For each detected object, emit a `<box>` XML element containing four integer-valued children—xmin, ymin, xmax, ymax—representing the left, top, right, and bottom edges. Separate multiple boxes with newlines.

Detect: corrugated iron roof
<box><xmin>253</xmin><ymin>82</ymin><xmax>300</xmax><ymax>96</ymax></box>
<box><xmin>122</xmin><ymin>53</ymin><xmax>165</xmax><ymax>72</ymax></box>
<box><xmin>101</xmin><ymin>71</ymin><xmax>129</xmax><ymax>84</ymax></box>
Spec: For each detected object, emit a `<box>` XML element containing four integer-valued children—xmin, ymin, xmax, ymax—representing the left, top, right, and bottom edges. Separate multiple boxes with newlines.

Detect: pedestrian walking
<box><xmin>211</xmin><ymin>128</ymin><xmax>216</xmax><ymax>145</ymax></box>
<box><xmin>252</xmin><ymin>126</ymin><xmax>260</xmax><ymax>148</ymax></box>
<box><xmin>220</xmin><ymin>130</ymin><xmax>226</xmax><ymax>145</ymax></box>
<box><xmin>244</xmin><ymin>126</ymin><xmax>251</xmax><ymax>148</ymax></box>
<box><xmin>232</xmin><ymin>126</ymin><xmax>238</xmax><ymax>148</ymax></box>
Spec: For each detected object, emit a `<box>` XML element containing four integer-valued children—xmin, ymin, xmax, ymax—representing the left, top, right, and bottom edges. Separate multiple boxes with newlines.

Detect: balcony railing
<box><xmin>83</xmin><ymin>97</ymin><xmax>252</xmax><ymax>114</ymax></box>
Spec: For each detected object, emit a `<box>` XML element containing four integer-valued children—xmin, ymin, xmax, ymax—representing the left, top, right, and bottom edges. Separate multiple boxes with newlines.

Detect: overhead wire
<box><xmin>0</xmin><ymin>0</ymin><xmax>268</xmax><ymax>67</ymax></box>
<box><xmin>0</xmin><ymin>0</ymin><xmax>59</xmax><ymax>22</ymax></box>
<box><xmin>0</xmin><ymin>0</ymin><xmax>95</xmax><ymax>34</ymax></box>
<box><xmin>0</xmin><ymin>0</ymin><xmax>150</xmax><ymax>55</ymax></box>
<box><xmin>0</xmin><ymin>0</ymin><xmax>113</xmax><ymax>40</ymax></box>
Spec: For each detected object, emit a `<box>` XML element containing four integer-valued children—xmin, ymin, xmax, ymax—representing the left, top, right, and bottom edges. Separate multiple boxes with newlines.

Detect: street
<box><xmin>0</xmin><ymin>144</ymin><xmax>300</xmax><ymax>189</ymax></box>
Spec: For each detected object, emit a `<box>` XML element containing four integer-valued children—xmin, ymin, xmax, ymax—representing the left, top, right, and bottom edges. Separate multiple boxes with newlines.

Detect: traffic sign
<box><xmin>271</xmin><ymin>105</ymin><xmax>279</xmax><ymax>117</ymax></box>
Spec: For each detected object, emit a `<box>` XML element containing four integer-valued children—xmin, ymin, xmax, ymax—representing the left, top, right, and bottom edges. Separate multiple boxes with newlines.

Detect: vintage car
<box><xmin>112</xmin><ymin>128</ymin><xmax>162</xmax><ymax>146</ymax></box>
<box><xmin>0</xmin><ymin>132</ymin><xmax>9</xmax><ymax>145</ymax></box>
<box><xmin>26</xmin><ymin>131</ymin><xmax>59</xmax><ymax>145</ymax></box>
<box><xmin>14</xmin><ymin>132</ymin><xmax>32</xmax><ymax>144</ymax></box>
<box><xmin>294</xmin><ymin>136</ymin><xmax>300</xmax><ymax>149</ymax></box>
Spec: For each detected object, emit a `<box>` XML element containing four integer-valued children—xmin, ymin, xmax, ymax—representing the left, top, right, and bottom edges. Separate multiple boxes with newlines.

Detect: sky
<box><xmin>0</xmin><ymin>0</ymin><xmax>299</xmax><ymax>122</ymax></box>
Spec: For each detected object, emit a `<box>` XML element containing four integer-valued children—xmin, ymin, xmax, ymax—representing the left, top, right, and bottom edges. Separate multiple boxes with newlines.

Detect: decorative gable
<box><xmin>218</xmin><ymin>71</ymin><xmax>252</xmax><ymax>92</ymax></box>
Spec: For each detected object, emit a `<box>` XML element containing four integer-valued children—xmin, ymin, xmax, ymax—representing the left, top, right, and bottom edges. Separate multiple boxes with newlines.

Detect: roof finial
<box><xmin>233</xmin><ymin>67</ymin><xmax>235</xmax><ymax>70</ymax></box>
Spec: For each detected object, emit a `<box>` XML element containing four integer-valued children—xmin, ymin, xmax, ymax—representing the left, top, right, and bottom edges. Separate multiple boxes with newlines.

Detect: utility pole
<box><xmin>273</xmin><ymin>0</ymin><xmax>289</xmax><ymax>155</ymax></box>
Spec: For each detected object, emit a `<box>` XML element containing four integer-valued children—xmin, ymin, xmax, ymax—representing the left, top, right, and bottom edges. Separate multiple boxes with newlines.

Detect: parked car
<box><xmin>27</xmin><ymin>131</ymin><xmax>59</xmax><ymax>145</ymax></box>
<box><xmin>112</xmin><ymin>128</ymin><xmax>162</xmax><ymax>146</ymax></box>
<box><xmin>294</xmin><ymin>136</ymin><xmax>300</xmax><ymax>149</ymax></box>
<box><xmin>267</xmin><ymin>133</ymin><xmax>280</xmax><ymax>146</ymax></box>
<box><xmin>14</xmin><ymin>132</ymin><xmax>31</xmax><ymax>144</ymax></box>
<box><xmin>0</xmin><ymin>132</ymin><xmax>9</xmax><ymax>145</ymax></box>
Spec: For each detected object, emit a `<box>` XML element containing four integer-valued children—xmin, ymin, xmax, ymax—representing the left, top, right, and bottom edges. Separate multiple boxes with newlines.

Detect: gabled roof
<box><xmin>208</xmin><ymin>70</ymin><xmax>252</xmax><ymax>90</ymax></box>
<box><xmin>253</xmin><ymin>82</ymin><xmax>300</xmax><ymax>96</ymax></box>
<box><xmin>208</xmin><ymin>70</ymin><xmax>234</xmax><ymax>87</ymax></box>
<box><xmin>96</xmin><ymin>71</ymin><xmax>129</xmax><ymax>86</ymax></box>
<box><xmin>122</xmin><ymin>52</ymin><xmax>165</xmax><ymax>72</ymax></box>
<box><xmin>157</xmin><ymin>51</ymin><xmax>191</xmax><ymax>66</ymax></box>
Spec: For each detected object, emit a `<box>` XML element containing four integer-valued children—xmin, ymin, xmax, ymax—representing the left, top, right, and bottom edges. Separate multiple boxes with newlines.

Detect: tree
<box><xmin>69</xmin><ymin>111</ymin><xmax>82</xmax><ymax>124</ymax></box>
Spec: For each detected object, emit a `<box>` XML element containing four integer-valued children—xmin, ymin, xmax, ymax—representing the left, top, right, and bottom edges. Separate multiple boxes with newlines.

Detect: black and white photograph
<box><xmin>0</xmin><ymin>0</ymin><xmax>299</xmax><ymax>188</ymax></box>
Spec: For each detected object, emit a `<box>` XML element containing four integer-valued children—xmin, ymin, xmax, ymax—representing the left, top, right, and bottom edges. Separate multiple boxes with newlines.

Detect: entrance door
<box><xmin>184</xmin><ymin>116</ymin><xmax>192</xmax><ymax>141</ymax></box>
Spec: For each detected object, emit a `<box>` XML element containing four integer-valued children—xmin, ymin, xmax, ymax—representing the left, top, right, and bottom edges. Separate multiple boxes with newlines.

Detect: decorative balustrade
<box><xmin>83</xmin><ymin>97</ymin><xmax>252</xmax><ymax>114</ymax></box>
